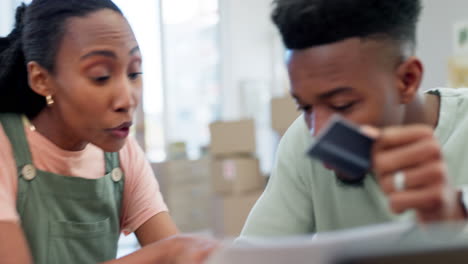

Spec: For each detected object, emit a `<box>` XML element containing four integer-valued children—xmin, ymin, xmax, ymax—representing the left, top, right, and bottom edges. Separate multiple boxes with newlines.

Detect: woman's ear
<box><xmin>395</xmin><ymin>56</ymin><xmax>424</xmax><ymax>104</ymax></box>
<box><xmin>27</xmin><ymin>61</ymin><xmax>54</xmax><ymax>97</ymax></box>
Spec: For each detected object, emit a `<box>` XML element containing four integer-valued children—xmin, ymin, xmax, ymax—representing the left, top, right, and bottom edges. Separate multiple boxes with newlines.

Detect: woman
<box><xmin>0</xmin><ymin>0</ymin><xmax>217</xmax><ymax>263</ymax></box>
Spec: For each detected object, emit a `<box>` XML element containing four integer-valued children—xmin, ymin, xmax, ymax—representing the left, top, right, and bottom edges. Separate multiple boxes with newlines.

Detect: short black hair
<box><xmin>0</xmin><ymin>0</ymin><xmax>123</xmax><ymax>118</ymax></box>
<box><xmin>272</xmin><ymin>0</ymin><xmax>422</xmax><ymax>51</ymax></box>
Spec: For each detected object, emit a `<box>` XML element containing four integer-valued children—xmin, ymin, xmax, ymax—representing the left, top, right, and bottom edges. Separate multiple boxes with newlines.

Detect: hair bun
<box><xmin>0</xmin><ymin>38</ymin><xmax>9</xmax><ymax>49</ymax></box>
<box><xmin>14</xmin><ymin>4</ymin><xmax>27</xmax><ymax>29</ymax></box>
<box><xmin>7</xmin><ymin>3</ymin><xmax>27</xmax><ymax>41</ymax></box>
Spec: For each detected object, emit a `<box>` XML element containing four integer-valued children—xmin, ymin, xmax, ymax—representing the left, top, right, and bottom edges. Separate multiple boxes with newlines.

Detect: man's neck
<box><xmin>424</xmin><ymin>92</ymin><xmax>441</xmax><ymax>129</ymax></box>
<box><xmin>403</xmin><ymin>92</ymin><xmax>440</xmax><ymax>129</ymax></box>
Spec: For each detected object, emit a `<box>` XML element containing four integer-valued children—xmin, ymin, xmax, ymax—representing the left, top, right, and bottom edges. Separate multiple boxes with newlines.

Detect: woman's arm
<box><xmin>102</xmin><ymin>235</ymin><xmax>218</xmax><ymax>264</ymax></box>
<box><xmin>0</xmin><ymin>222</ymin><xmax>33</xmax><ymax>264</ymax></box>
<box><xmin>134</xmin><ymin>212</ymin><xmax>178</xmax><ymax>246</ymax></box>
<box><xmin>0</xmin><ymin>212</ymin><xmax>216</xmax><ymax>264</ymax></box>
<box><xmin>113</xmin><ymin>138</ymin><xmax>219</xmax><ymax>263</ymax></box>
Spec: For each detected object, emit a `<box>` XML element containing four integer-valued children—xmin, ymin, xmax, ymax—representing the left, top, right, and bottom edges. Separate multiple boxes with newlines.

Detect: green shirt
<box><xmin>241</xmin><ymin>88</ymin><xmax>468</xmax><ymax>237</ymax></box>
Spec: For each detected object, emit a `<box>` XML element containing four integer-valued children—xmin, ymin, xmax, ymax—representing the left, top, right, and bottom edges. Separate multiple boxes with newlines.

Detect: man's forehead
<box><xmin>288</xmin><ymin>38</ymin><xmax>396</xmax><ymax>83</ymax></box>
<box><xmin>291</xmin><ymin>39</ymin><xmax>373</xmax><ymax>62</ymax></box>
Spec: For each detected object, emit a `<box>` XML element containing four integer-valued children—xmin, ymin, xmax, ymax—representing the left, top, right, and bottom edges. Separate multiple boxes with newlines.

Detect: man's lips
<box><xmin>323</xmin><ymin>162</ymin><xmax>335</xmax><ymax>170</ymax></box>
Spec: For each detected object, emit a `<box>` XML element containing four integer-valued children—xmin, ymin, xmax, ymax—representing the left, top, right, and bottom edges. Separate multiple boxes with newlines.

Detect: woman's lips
<box><xmin>107</xmin><ymin>122</ymin><xmax>132</xmax><ymax>139</ymax></box>
<box><xmin>108</xmin><ymin>127</ymin><xmax>130</xmax><ymax>139</ymax></box>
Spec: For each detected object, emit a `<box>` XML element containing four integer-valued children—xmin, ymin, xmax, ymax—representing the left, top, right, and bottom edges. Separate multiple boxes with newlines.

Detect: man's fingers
<box><xmin>388</xmin><ymin>186</ymin><xmax>450</xmax><ymax>214</ymax></box>
<box><xmin>373</xmin><ymin>125</ymin><xmax>434</xmax><ymax>150</ymax></box>
<box><xmin>373</xmin><ymin>137</ymin><xmax>442</xmax><ymax>176</ymax></box>
<box><xmin>379</xmin><ymin>161</ymin><xmax>446</xmax><ymax>194</ymax></box>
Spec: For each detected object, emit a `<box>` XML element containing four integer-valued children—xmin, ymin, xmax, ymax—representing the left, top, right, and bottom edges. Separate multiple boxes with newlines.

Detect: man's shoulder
<box><xmin>274</xmin><ymin>115</ymin><xmax>322</xmax><ymax>175</ymax></box>
<box><xmin>428</xmin><ymin>87</ymin><xmax>468</xmax><ymax>124</ymax></box>
<box><xmin>279</xmin><ymin>114</ymin><xmax>311</xmax><ymax>151</ymax></box>
<box><xmin>430</xmin><ymin>88</ymin><xmax>468</xmax><ymax>146</ymax></box>
<box><xmin>428</xmin><ymin>87</ymin><xmax>468</xmax><ymax>99</ymax></box>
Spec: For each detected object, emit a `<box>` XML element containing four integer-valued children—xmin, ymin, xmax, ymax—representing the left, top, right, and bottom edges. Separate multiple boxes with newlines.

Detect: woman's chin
<box><xmin>96</xmin><ymin>140</ymin><xmax>127</xmax><ymax>153</ymax></box>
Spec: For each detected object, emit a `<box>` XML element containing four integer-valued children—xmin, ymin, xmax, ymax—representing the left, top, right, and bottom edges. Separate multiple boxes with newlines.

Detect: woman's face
<box><xmin>46</xmin><ymin>9</ymin><xmax>142</xmax><ymax>152</ymax></box>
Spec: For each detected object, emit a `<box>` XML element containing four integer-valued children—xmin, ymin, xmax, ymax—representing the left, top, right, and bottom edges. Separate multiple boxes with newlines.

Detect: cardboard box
<box><xmin>151</xmin><ymin>159</ymin><xmax>214</xmax><ymax>232</ymax></box>
<box><xmin>209</xmin><ymin>119</ymin><xmax>256</xmax><ymax>156</ymax></box>
<box><xmin>212</xmin><ymin>190</ymin><xmax>263</xmax><ymax>238</ymax></box>
<box><xmin>166</xmin><ymin>182</ymin><xmax>211</xmax><ymax>208</ymax></box>
<box><xmin>152</xmin><ymin>159</ymin><xmax>211</xmax><ymax>197</ymax></box>
<box><xmin>166</xmin><ymin>183</ymin><xmax>212</xmax><ymax>232</ymax></box>
<box><xmin>171</xmin><ymin>205</ymin><xmax>211</xmax><ymax>232</ymax></box>
<box><xmin>211</xmin><ymin>157</ymin><xmax>265</xmax><ymax>195</ymax></box>
<box><xmin>271</xmin><ymin>96</ymin><xmax>301</xmax><ymax>135</ymax></box>
<box><xmin>166</xmin><ymin>142</ymin><xmax>188</xmax><ymax>160</ymax></box>
<box><xmin>448</xmin><ymin>56</ymin><xmax>468</xmax><ymax>88</ymax></box>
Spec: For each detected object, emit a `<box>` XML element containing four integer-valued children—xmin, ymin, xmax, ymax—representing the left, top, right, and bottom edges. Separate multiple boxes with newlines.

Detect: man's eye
<box><xmin>330</xmin><ymin>102</ymin><xmax>355</xmax><ymax>112</ymax></box>
<box><xmin>297</xmin><ymin>105</ymin><xmax>313</xmax><ymax>113</ymax></box>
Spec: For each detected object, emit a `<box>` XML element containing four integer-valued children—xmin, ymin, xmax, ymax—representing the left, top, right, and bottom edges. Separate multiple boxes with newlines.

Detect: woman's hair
<box><xmin>0</xmin><ymin>0</ymin><xmax>123</xmax><ymax>118</ymax></box>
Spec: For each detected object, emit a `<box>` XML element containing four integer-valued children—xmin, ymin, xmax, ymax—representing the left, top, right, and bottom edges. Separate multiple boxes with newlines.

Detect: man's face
<box><xmin>288</xmin><ymin>38</ymin><xmax>407</xmax><ymax>137</ymax></box>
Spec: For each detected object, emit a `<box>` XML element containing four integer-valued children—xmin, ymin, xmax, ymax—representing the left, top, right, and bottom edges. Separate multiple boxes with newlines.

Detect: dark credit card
<box><xmin>307</xmin><ymin>115</ymin><xmax>375</xmax><ymax>181</ymax></box>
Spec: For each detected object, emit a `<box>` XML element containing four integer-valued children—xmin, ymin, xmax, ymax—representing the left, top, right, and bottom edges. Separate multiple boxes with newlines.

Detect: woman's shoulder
<box><xmin>118</xmin><ymin>136</ymin><xmax>151</xmax><ymax>180</ymax></box>
<box><xmin>0</xmin><ymin>120</ymin><xmax>21</xmax><ymax>223</ymax></box>
<box><xmin>119</xmin><ymin>136</ymin><xmax>146</xmax><ymax>162</ymax></box>
<box><xmin>0</xmin><ymin>123</ymin><xmax>15</xmax><ymax>159</ymax></box>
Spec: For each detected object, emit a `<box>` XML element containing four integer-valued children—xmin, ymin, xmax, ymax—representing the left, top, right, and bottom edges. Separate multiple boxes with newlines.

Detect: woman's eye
<box><xmin>92</xmin><ymin>76</ymin><xmax>110</xmax><ymax>83</ymax></box>
<box><xmin>129</xmin><ymin>72</ymin><xmax>143</xmax><ymax>80</ymax></box>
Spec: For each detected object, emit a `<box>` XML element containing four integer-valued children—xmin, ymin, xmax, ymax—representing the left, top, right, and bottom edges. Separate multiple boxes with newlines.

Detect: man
<box><xmin>241</xmin><ymin>0</ymin><xmax>468</xmax><ymax>237</ymax></box>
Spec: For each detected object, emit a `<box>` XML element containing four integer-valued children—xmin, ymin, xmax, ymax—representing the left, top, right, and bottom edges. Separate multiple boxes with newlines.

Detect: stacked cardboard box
<box><xmin>210</xmin><ymin>119</ymin><xmax>256</xmax><ymax>156</ymax></box>
<box><xmin>151</xmin><ymin>159</ymin><xmax>212</xmax><ymax>232</ymax></box>
<box><xmin>212</xmin><ymin>190</ymin><xmax>263</xmax><ymax>237</ymax></box>
<box><xmin>211</xmin><ymin>157</ymin><xmax>264</xmax><ymax>194</ymax></box>
<box><xmin>448</xmin><ymin>56</ymin><xmax>468</xmax><ymax>88</ymax></box>
<box><xmin>209</xmin><ymin>119</ymin><xmax>265</xmax><ymax>237</ymax></box>
<box><xmin>271</xmin><ymin>95</ymin><xmax>301</xmax><ymax>136</ymax></box>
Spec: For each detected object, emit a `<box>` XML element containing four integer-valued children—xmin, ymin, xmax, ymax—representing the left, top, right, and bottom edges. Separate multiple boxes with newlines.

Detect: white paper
<box><xmin>205</xmin><ymin>221</ymin><xmax>414</xmax><ymax>264</ymax></box>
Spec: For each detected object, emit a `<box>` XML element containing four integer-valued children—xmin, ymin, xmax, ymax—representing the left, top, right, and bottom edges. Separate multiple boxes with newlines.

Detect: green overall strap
<box><xmin>0</xmin><ymin>113</ymin><xmax>33</xmax><ymax>168</ymax></box>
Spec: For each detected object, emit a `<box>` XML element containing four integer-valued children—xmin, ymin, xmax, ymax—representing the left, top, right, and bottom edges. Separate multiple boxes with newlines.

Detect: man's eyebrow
<box><xmin>318</xmin><ymin>86</ymin><xmax>354</xmax><ymax>100</ymax></box>
<box><xmin>291</xmin><ymin>93</ymin><xmax>306</xmax><ymax>105</ymax></box>
<box><xmin>291</xmin><ymin>86</ymin><xmax>355</xmax><ymax>105</ymax></box>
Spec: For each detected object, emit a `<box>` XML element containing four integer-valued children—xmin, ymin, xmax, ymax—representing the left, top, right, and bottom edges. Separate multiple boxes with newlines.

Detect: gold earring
<box><xmin>46</xmin><ymin>95</ymin><xmax>54</xmax><ymax>106</ymax></box>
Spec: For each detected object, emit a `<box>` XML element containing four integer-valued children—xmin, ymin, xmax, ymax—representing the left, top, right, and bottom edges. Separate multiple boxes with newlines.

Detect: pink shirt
<box><xmin>0</xmin><ymin>123</ymin><xmax>167</xmax><ymax>235</ymax></box>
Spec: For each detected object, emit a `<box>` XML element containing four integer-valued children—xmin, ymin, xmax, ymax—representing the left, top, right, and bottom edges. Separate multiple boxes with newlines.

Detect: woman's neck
<box><xmin>30</xmin><ymin>109</ymin><xmax>88</xmax><ymax>151</ymax></box>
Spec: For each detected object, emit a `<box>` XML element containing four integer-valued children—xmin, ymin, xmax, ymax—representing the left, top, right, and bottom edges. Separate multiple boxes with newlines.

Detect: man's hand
<box><xmin>370</xmin><ymin>125</ymin><xmax>465</xmax><ymax>222</ymax></box>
